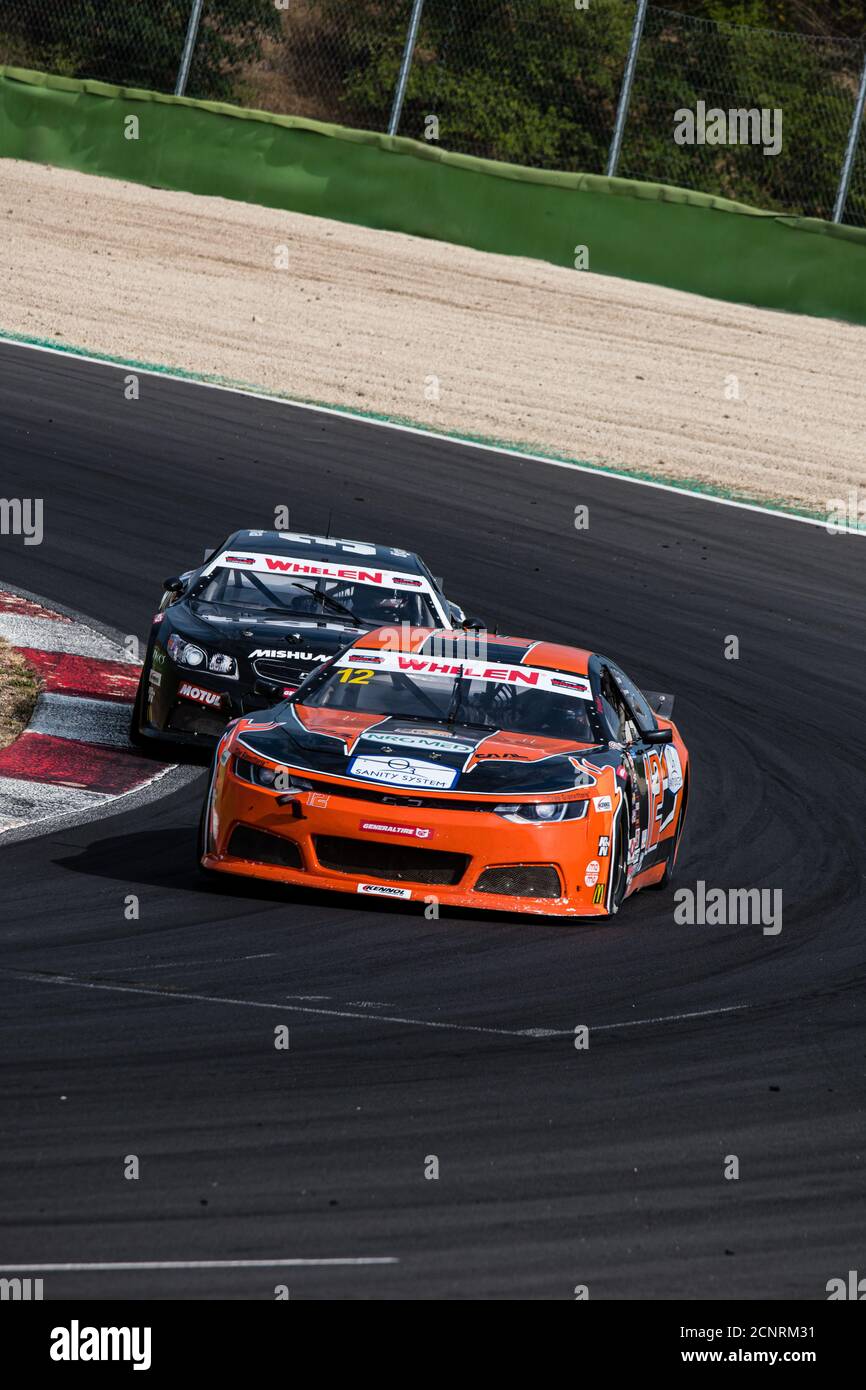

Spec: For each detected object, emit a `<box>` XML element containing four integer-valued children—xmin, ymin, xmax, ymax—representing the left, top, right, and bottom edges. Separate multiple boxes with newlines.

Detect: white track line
<box><xmin>3</xmin><ymin>336</ymin><xmax>860</xmax><ymax>534</ymax></box>
<box><xmin>0</xmin><ymin>1258</ymin><xmax>397</xmax><ymax>1271</ymax></box>
<box><xmin>14</xmin><ymin>971</ymin><xmax>552</xmax><ymax>1038</ymax></box>
<box><xmin>590</xmin><ymin>1002</ymin><xmax>754</xmax><ymax>1032</ymax></box>
<box><xmin>13</xmin><ymin>969</ymin><xmax>753</xmax><ymax>1037</ymax></box>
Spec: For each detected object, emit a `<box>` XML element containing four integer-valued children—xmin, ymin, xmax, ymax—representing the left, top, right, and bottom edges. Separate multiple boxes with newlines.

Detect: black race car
<box><xmin>130</xmin><ymin>529</ymin><xmax>475</xmax><ymax>749</ymax></box>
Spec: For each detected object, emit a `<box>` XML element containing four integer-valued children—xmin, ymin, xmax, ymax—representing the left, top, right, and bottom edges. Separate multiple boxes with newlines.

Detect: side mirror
<box><xmin>162</xmin><ymin>576</ymin><xmax>185</xmax><ymax>594</ymax></box>
<box><xmin>463</xmin><ymin>615</ymin><xmax>486</xmax><ymax>630</ymax></box>
<box><xmin>643</xmin><ymin>727</ymin><xmax>673</xmax><ymax>745</ymax></box>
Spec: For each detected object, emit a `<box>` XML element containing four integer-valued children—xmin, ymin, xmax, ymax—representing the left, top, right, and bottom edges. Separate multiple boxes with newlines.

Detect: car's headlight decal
<box><xmin>207</xmin><ymin>652</ymin><xmax>237</xmax><ymax>677</ymax></box>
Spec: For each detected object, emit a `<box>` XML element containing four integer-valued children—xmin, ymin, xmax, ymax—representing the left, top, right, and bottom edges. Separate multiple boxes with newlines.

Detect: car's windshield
<box><xmin>304</xmin><ymin>658</ymin><xmax>604</xmax><ymax>743</ymax></box>
<box><xmin>191</xmin><ymin>565</ymin><xmax>439</xmax><ymax>626</ymax></box>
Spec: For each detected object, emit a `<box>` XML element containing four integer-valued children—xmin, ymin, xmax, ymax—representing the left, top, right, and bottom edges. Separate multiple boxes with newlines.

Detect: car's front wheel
<box><xmin>602</xmin><ymin>800</ymin><xmax>629</xmax><ymax>917</ymax></box>
<box><xmin>197</xmin><ymin>754</ymin><xmax>220</xmax><ymax>878</ymax></box>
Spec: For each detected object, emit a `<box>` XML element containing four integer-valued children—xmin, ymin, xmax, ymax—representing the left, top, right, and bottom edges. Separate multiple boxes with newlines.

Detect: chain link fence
<box><xmin>1</xmin><ymin>0</ymin><xmax>864</xmax><ymax>226</ymax></box>
<box><xmin>619</xmin><ymin>7</ymin><xmax>866</xmax><ymax>224</ymax></box>
<box><xmin>0</xmin><ymin>1</ymin><xmax>283</xmax><ymax>102</ymax></box>
<box><xmin>394</xmin><ymin>0</ymin><xmax>635</xmax><ymax>173</ymax></box>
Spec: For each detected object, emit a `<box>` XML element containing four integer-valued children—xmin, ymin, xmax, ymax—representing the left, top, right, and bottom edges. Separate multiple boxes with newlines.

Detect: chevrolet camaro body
<box><xmin>199</xmin><ymin>628</ymin><xmax>689</xmax><ymax>918</ymax></box>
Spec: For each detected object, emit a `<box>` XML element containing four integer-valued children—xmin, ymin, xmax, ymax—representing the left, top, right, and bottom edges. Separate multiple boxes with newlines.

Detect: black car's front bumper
<box><xmin>134</xmin><ymin>662</ymin><xmax>289</xmax><ymax>749</ymax></box>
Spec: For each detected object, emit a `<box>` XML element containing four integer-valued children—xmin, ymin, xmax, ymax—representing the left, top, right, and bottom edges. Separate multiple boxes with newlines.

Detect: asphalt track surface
<box><xmin>1</xmin><ymin>341</ymin><xmax>863</xmax><ymax>1301</ymax></box>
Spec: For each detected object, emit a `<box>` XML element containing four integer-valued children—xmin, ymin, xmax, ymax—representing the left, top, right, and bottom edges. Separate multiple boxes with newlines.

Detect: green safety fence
<box><xmin>2</xmin><ymin>65</ymin><xmax>866</xmax><ymax>325</ymax></box>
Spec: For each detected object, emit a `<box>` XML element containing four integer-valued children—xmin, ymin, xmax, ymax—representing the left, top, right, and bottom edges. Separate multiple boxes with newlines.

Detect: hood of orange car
<box><xmin>236</xmin><ymin>707</ymin><xmax>614</xmax><ymax>797</ymax></box>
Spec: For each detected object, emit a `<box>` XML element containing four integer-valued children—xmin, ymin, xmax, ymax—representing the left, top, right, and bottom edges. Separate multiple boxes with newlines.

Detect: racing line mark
<box><xmin>95</xmin><ymin>952</ymin><xmax>278</xmax><ymax>974</ymax></box>
<box><xmin>9</xmin><ymin>970</ymin><xmax>552</xmax><ymax>1038</ymax></box>
<box><xmin>8</xmin><ymin>968</ymin><xmax>754</xmax><ymax>1039</ymax></box>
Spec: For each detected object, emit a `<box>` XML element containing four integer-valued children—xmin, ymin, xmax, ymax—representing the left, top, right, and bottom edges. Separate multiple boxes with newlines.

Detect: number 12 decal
<box><xmin>338</xmin><ymin>667</ymin><xmax>375</xmax><ymax>684</ymax></box>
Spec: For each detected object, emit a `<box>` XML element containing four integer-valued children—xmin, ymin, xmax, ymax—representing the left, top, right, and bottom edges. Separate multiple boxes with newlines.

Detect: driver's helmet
<box><xmin>462</xmin><ymin>680</ymin><xmax>516</xmax><ymax>728</ymax></box>
<box><xmin>534</xmin><ymin>700</ymin><xmax>590</xmax><ymax>740</ymax></box>
<box><xmin>351</xmin><ymin>588</ymin><xmax>414</xmax><ymax>623</ymax></box>
<box><xmin>467</xmin><ymin>683</ymin><xmax>589</xmax><ymax>740</ymax></box>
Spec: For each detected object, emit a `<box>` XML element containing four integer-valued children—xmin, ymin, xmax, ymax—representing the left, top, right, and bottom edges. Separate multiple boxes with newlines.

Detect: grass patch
<box><xmin>0</xmin><ymin>638</ymin><xmax>41</xmax><ymax>750</ymax></box>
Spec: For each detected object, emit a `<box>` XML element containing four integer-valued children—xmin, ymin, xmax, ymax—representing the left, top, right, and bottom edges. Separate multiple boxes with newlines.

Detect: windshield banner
<box><xmin>205</xmin><ymin>551</ymin><xmax>435</xmax><ymax>593</ymax></box>
<box><xmin>337</xmin><ymin>649</ymin><xmax>592</xmax><ymax>699</ymax></box>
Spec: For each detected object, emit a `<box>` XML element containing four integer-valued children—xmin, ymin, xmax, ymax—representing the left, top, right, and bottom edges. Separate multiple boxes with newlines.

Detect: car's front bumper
<box><xmin>137</xmin><ymin>664</ymin><xmax>282</xmax><ymax>749</ymax></box>
<box><xmin>201</xmin><ymin>764</ymin><xmax>619</xmax><ymax>917</ymax></box>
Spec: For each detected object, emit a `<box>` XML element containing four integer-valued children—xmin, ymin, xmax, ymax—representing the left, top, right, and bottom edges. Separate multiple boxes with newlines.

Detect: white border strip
<box><xmin>0</xmin><ymin>1258</ymin><xmax>398</xmax><ymax>1271</ymax></box>
<box><xmin>3</xmin><ymin>336</ymin><xmax>861</xmax><ymax>535</ymax></box>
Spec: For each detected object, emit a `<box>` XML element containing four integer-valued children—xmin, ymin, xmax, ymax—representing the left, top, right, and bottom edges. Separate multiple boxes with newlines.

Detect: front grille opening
<box><xmin>314</xmin><ymin>835</ymin><xmax>468</xmax><ymax>886</ymax></box>
<box><xmin>474</xmin><ymin>864</ymin><xmax>562</xmax><ymax>899</ymax></box>
<box><xmin>167</xmin><ymin>705</ymin><xmax>227</xmax><ymax>738</ymax></box>
<box><xmin>253</xmin><ymin>659</ymin><xmax>310</xmax><ymax>686</ymax></box>
<box><xmin>227</xmin><ymin>825</ymin><xmax>303</xmax><ymax>868</ymax></box>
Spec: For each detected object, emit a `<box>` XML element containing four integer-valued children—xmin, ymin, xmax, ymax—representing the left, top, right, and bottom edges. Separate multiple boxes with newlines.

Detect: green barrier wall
<box><xmin>2</xmin><ymin>65</ymin><xmax>866</xmax><ymax>325</ymax></box>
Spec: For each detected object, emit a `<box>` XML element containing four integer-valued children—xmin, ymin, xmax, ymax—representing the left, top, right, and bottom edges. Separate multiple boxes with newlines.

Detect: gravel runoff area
<box><xmin>2</xmin><ymin>156</ymin><xmax>864</xmax><ymax>515</ymax></box>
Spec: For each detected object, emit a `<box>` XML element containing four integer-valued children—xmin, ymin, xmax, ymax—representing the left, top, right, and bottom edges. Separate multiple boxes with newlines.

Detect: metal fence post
<box><xmin>833</xmin><ymin>45</ymin><xmax>866</xmax><ymax>223</ymax></box>
<box><xmin>175</xmin><ymin>0</ymin><xmax>205</xmax><ymax>97</ymax></box>
<box><xmin>388</xmin><ymin>0</ymin><xmax>426</xmax><ymax>136</ymax></box>
<box><xmin>606</xmin><ymin>0</ymin><xmax>649</xmax><ymax>178</ymax></box>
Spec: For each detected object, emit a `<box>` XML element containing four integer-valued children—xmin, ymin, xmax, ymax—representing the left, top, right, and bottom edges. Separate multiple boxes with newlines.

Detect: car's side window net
<box><xmin>599</xmin><ymin>668</ymin><xmax>639</xmax><ymax>744</ymax></box>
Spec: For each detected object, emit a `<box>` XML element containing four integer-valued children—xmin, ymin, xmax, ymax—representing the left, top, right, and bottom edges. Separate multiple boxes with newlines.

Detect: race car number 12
<box><xmin>339</xmin><ymin>668</ymin><xmax>375</xmax><ymax>684</ymax></box>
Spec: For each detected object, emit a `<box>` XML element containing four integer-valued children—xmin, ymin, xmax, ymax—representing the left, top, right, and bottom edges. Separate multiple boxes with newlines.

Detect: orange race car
<box><xmin>198</xmin><ymin>628</ymin><xmax>690</xmax><ymax>918</ymax></box>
